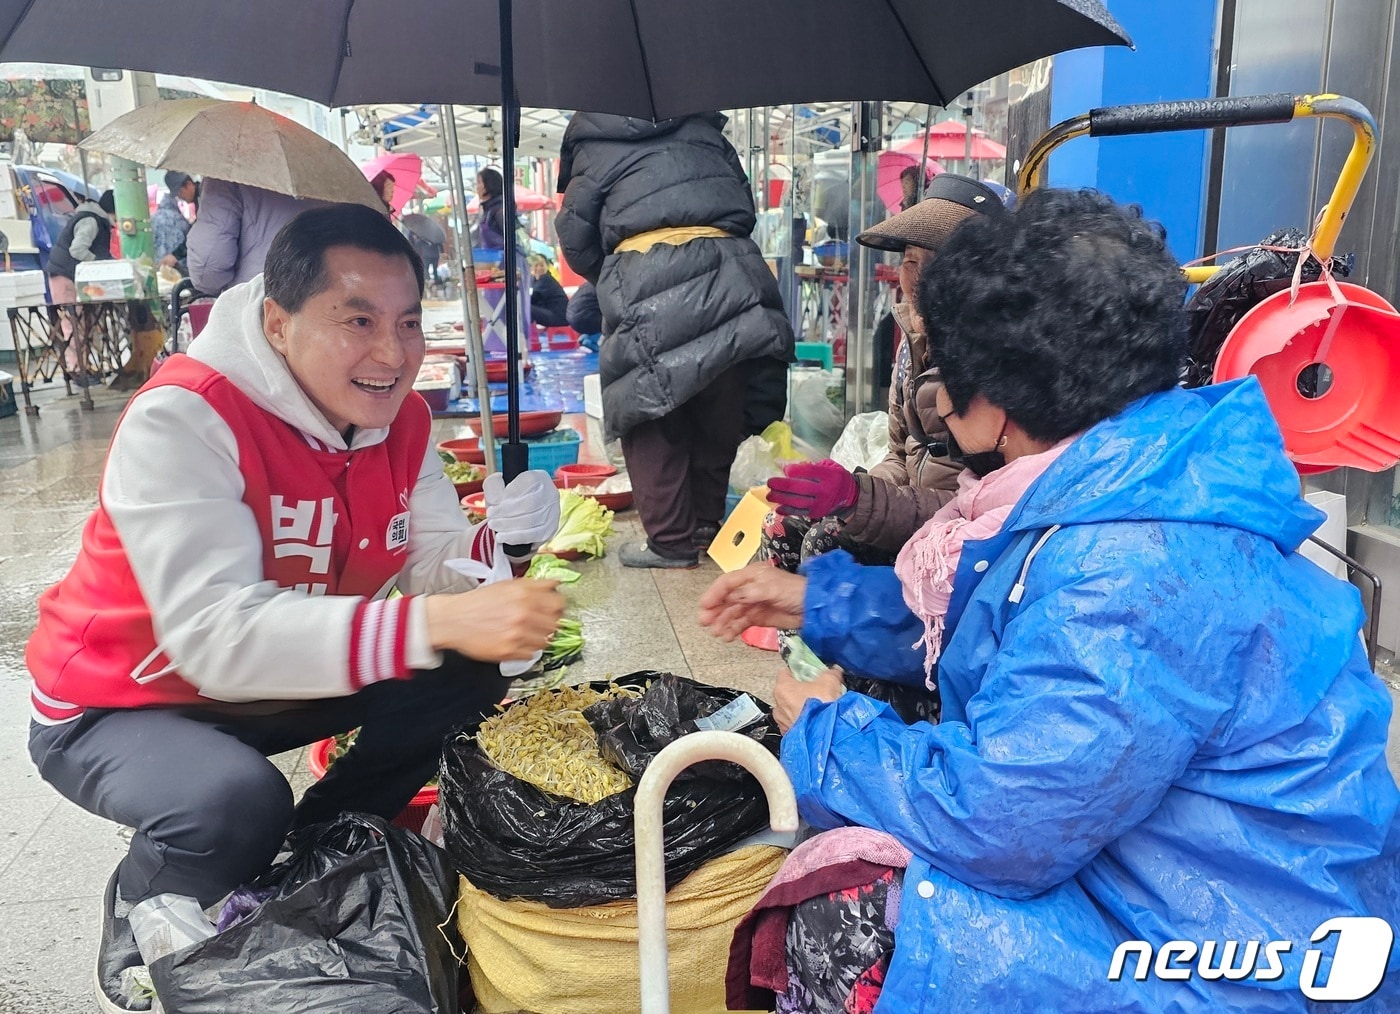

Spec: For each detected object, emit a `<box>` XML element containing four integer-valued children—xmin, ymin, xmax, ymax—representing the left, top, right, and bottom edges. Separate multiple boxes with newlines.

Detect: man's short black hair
<box><xmin>264</xmin><ymin>203</ymin><xmax>424</xmax><ymax>313</ymax></box>
<box><xmin>919</xmin><ymin>187</ymin><xmax>1187</xmax><ymax>444</ymax></box>
<box><xmin>98</xmin><ymin>190</ymin><xmax>116</xmax><ymax>215</ymax></box>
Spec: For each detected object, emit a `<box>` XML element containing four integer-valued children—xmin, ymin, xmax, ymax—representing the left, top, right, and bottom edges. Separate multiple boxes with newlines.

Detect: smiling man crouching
<box><xmin>25</xmin><ymin>203</ymin><xmax>564</xmax><ymax>1013</ymax></box>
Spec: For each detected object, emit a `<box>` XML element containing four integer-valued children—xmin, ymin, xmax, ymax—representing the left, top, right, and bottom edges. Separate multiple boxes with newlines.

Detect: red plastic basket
<box><xmin>307</xmin><ymin>737</ymin><xmax>438</xmax><ymax>835</ymax></box>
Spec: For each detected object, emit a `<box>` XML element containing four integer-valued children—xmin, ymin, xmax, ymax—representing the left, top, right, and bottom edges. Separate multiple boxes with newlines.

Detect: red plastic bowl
<box><xmin>437</xmin><ymin>437</ymin><xmax>486</xmax><ymax>465</ymax></box>
<box><xmin>491</xmin><ymin>409</ymin><xmax>563</xmax><ymax>437</ymax></box>
<box><xmin>452</xmin><ymin>477</ymin><xmax>485</xmax><ymax>499</ymax></box>
<box><xmin>555</xmin><ymin>463</ymin><xmax>618</xmax><ymax>487</ymax></box>
<box><xmin>578</xmin><ymin>490</ymin><xmax>633</xmax><ymax>511</ymax></box>
<box><xmin>482</xmin><ymin>358</ymin><xmax>534</xmax><ymax>383</ymax></box>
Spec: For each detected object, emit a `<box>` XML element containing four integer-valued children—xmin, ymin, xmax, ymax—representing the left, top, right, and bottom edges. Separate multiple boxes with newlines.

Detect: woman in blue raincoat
<box><xmin>701</xmin><ymin>189</ymin><xmax>1400</xmax><ymax>1012</ymax></box>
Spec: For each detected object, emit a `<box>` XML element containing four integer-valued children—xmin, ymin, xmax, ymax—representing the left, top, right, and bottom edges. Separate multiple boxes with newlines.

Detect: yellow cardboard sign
<box><xmin>707</xmin><ymin>486</ymin><xmax>772</xmax><ymax>572</ymax></box>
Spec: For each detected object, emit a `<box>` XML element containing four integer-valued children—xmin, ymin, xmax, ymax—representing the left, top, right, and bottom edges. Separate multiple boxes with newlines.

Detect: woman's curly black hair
<box><xmin>918</xmin><ymin>187</ymin><xmax>1187</xmax><ymax>444</ymax></box>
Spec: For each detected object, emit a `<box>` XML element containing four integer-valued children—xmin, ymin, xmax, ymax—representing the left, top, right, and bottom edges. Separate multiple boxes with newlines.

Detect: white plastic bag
<box><xmin>420</xmin><ymin>803</ymin><xmax>446</xmax><ymax>848</ymax></box>
<box><xmin>728</xmin><ymin>421</ymin><xmax>804</xmax><ymax>493</ymax></box>
<box><xmin>789</xmin><ymin>368</ymin><xmax>847</xmax><ymax>457</ymax></box>
<box><xmin>830</xmin><ymin>411</ymin><xmax>891</xmax><ymax>472</ymax></box>
<box><xmin>729</xmin><ymin>435</ymin><xmax>781</xmax><ymax>493</ymax></box>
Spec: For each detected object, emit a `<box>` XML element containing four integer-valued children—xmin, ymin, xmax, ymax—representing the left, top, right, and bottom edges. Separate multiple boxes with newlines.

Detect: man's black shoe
<box><xmin>94</xmin><ymin>868</ymin><xmax>152</xmax><ymax>1013</ymax></box>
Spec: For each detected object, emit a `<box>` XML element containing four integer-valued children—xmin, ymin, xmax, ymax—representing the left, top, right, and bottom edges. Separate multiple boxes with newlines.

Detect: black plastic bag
<box><xmin>1184</xmin><ymin>228</ymin><xmax>1352</xmax><ymax>388</ymax></box>
<box><xmin>440</xmin><ymin>672</ymin><xmax>778</xmax><ymax>908</ymax></box>
<box><xmin>584</xmin><ymin>672</ymin><xmax>776</xmax><ymax>783</ymax></box>
<box><xmin>149</xmin><ymin>813</ymin><xmax>461</xmax><ymax>1014</ymax></box>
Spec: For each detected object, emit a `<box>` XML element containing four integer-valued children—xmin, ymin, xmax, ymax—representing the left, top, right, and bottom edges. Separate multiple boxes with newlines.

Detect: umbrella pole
<box><xmin>441</xmin><ymin>104</ymin><xmax>497</xmax><ymax>474</ymax></box>
<box><xmin>917</xmin><ymin>104</ymin><xmax>933</xmax><ymax>203</ymax></box>
<box><xmin>498</xmin><ymin>0</ymin><xmax>527</xmax><ymax>485</ymax></box>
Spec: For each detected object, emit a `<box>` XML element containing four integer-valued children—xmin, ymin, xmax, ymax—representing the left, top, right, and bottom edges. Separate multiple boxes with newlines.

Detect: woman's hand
<box><xmin>773</xmin><ymin>666</ymin><xmax>844</xmax><ymax>733</ymax></box>
<box><xmin>423</xmin><ymin>579</ymin><xmax>566</xmax><ymax>661</ymax></box>
<box><xmin>698</xmin><ymin>564</ymin><xmax>806</xmax><ymax>640</ymax></box>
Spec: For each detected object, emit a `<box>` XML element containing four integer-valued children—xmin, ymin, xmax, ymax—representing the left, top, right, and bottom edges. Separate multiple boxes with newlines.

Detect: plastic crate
<box><xmin>307</xmin><ymin>737</ymin><xmax>436</xmax><ymax>835</ymax></box>
<box><xmin>523</xmin><ymin>427</ymin><xmax>582</xmax><ymax>474</ymax></box>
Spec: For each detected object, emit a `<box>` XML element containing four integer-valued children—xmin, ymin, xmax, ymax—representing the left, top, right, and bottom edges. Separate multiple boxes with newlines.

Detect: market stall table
<box><xmin>7</xmin><ymin>298</ymin><xmax>138</xmax><ymax>414</ymax></box>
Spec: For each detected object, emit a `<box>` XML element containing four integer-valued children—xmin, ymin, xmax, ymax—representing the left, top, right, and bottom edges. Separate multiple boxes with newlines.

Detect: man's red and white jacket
<box><xmin>27</xmin><ymin>278</ymin><xmax>495</xmax><ymax>724</ymax></box>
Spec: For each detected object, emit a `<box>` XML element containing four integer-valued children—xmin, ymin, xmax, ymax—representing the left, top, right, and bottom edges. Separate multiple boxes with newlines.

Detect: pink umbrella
<box><xmin>361</xmin><ymin>152</ymin><xmax>437</xmax><ymax>215</ymax></box>
<box><xmin>876</xmin><ymin>150</ymin><xmax>943</xmax><ymax>213</ymax></box>
<box><xmin>895</xmin><ymin>122</ymin><xmax>1008</xmax><ymax>162</ymax></box>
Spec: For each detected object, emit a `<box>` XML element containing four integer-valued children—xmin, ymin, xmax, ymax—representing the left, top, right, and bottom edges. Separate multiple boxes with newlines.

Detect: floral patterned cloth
<box><xmin>776</xmin><ymin>868</ymin><xmax>899</xmax><ymax>1014</ymax></box>
<box><xmin>760</xmin><ymin>512</ymin><xmax>896</xmax><ymax>573</ymax></box>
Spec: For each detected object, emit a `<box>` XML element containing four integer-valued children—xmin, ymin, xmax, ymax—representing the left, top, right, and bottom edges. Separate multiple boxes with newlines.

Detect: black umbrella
<box><xmin>401</xmin><ymin>212</ymin><xmax>448</xmax><ymax>248</ymax></box>
<box><xmin>0</xmin><ymin>0</ymin><xmax>1131</xmax><ymax>478</ymax></box>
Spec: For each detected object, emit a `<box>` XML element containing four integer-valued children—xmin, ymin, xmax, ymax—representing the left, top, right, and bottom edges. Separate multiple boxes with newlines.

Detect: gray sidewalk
<box><xmin>2</xmin><ymin>379</ymin><xmax>1399</xmax><ymax>1012</ymax></box>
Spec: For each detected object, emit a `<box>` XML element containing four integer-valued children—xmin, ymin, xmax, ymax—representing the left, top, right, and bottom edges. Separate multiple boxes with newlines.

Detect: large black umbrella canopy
<box><xmin>0</xmin><ymin>1</ymin><xmax>1128</xmax><ymax>115</ymax></box>
<box><xmin>0</xmin><ymin>0</ymin><xmax>1129</xmax><ymax>486</ymax></box>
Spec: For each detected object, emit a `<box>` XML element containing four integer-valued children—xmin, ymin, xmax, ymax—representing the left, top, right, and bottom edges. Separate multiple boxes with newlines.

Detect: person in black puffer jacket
<box><xmin>556</xmin><ymin>112</ymin><xmax>795</xmax><ymax>568</ymax></box>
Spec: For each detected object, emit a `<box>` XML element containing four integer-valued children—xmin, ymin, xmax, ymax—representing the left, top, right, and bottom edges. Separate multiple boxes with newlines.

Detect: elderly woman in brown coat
<box><xmin>763</xmin><ymin>174</ymin><xmax>1010</xmax><ymax>567</ymax></box>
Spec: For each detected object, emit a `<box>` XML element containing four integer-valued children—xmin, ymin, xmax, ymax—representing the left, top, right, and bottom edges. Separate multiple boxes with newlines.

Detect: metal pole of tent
<box><xmin>787</xmin><ymin>104</ymin><xmax>799</xmax><ymax>327</ymax></box>
<box><xmin>762</xmin><ymin>107</ymin><xmax>772</xmax><ymax>211</ymax></box>
<box><xmin>441</xmin><ymin>105</ymin><xmax>497</xmax><ymax>473</ymax></box>
<box><xmin>917</xmin><ymin>104</ymin><xmax>933</xmax><ymax>203</ymax></box>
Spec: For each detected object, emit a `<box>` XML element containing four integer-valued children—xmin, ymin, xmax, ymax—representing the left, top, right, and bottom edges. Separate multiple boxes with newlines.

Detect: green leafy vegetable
<box><xmin>543</xmin><ymin>617</ymin><xmax>585</xmax><ymax>667</ymax></box>
<box><xmin>526</xmin><ymin>554</ymin><xmax>582</xmax><ymax>583</ymax></box>
<box><xmin>541</xmin><ymin>491</ymin><xmax>615</xmax><ymax>558</ymax></box>
<box><xmin>443</xmin><ymin>461</ymin><xmax>484</xmax><ymax>484</ymax></box>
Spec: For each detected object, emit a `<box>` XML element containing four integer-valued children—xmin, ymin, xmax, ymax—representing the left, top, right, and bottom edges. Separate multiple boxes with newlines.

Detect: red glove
<box><xmin>766</xmin><ymin>459</ymin><xmax>859</xmax><ymax>519</ymax></box>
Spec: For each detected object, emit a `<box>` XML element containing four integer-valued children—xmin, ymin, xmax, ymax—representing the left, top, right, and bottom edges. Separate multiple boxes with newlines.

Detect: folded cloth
<box><xmin>726</xmin><ymin>828</ymin><xmax>912</xmax><ymax>1011</ymax></box>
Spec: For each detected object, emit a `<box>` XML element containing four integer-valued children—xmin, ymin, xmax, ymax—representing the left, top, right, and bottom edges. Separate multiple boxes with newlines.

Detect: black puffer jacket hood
<box><xmin>555</xmin><ymin>112</ymin><xmax>756</xmax><ymax>284</ymax></box>
<box><xmin>556</xmin><ymin>112</ymin><xmax>728</xmax><ymax>190</ymax></box>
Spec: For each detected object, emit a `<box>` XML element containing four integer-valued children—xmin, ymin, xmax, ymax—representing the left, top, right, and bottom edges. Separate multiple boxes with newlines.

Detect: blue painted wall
<box><xmin>1048</xmin><ymin>0</ymin><xmax>1218</xmax><ymax>261</ymax></box>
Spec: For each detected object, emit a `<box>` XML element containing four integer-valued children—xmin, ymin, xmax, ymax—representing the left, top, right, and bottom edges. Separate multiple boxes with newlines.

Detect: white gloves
<box><xmin>483</xmin><ymin>469</ymin><xmax>560</xmax><ymax>548</ymax></box>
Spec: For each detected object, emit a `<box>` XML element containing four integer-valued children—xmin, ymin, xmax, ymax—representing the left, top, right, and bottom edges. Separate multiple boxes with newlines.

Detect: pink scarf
<box><xmin>894</xmin><ymin>439</ymin><xmax>1075</xmax><ymax>685</ymax></box>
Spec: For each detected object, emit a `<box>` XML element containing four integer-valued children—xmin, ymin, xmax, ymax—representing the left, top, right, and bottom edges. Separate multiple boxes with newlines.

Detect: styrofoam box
<box><xmin>0</xmin><ymin>270</ymin><xmax>46</xmax><ymax>307</ymax></box>
<box><xmin>584</xmin><ymin>373</ymin><xmax>603</xmax><ymax>419</ymax></box>
<box><xmin>75</xmin><ymin>260</ymin><xmax>142</xmax><ymax>302</ymax></box>
<box><xmin>1300</xmin><ymin>490</ymin><xmax>1348</xmax><ymax>581</ymax></box>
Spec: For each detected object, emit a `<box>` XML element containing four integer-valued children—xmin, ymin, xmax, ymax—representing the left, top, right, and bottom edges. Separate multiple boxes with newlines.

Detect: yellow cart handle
<box><xmin>1016</xmin><ymin>94</ymin><xmax>1377</xmax><ymax>280</ymax></box>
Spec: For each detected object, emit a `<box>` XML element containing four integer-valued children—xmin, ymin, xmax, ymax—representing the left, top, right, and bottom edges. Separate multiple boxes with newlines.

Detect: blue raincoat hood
<box><xmin>787</xmin><ymin>380</ymin><xmax>1399</xmax><ymax>1013</ymax></box>
<box><xmin>1008</xmin><ymin>378</ymin><xmax>1322</xmax><ymax>551</ymax></box>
